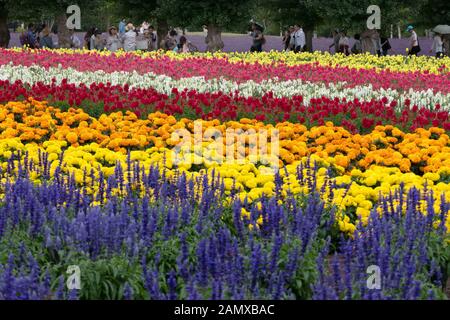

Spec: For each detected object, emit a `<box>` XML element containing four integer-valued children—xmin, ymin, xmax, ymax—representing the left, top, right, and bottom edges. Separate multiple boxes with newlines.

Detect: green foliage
<box><xmin>1</xmin><ymin>0</ymin><xmax>448</xmax><ymax>34</ymax></box>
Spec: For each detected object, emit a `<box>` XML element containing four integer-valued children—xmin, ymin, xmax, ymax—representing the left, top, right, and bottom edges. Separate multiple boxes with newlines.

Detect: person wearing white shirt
<box><xmin>106</xmin><ymin>26</ymin><xmax>121</xmax><ymax>52</ymax></box>
<box><xmin>406</xmin><ymin>25</ymin><xmax>420</xmax><ymax>56</ymax></box>
<box><xmin>69</xmin><ymin>29</ymin><xmax>81</xmax><ymax>49</ymax></box>
<box><xmin>140</xmin><ymin>21</ymin><xmax>149</xmax><ymax>34</ymax></box>
<box><xmin>430</xmin><ymin>33</ymin><xmax>444</xmax><ymax>58</ymax></box>
<box><xmin>338</xmin><ymin>31</ymin><xmax>350</xmax><ymax>56</ymax></box>
<box><xmin>122</xmin><ymin>23</ymin><xmax>137</xmax><ymax>51</ymax></box>
<box><xmin>136</xmin><ymin>29</ymin><xmax>149</xmax><ymax>51</ymax></box>
<box><xmin>290</xmin><ymin>24</ymin><xmax>306</xmax><ymax>53</ymax></box>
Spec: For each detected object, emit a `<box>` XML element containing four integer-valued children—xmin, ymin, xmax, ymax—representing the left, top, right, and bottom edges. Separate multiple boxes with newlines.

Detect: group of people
<box><xmin>81</xmin><ymin>21</ymin><xmax>158</xmax><ymax>52</ymax></box>
<box><xmin>160</xmin><ymin>29</ymin><xmax>198</xmax><ymax>53</ymax></box>
<box><xmin>19</xmin><ymin>20</ymin><xmax>449</xmax><ymax>58</ymax></box>
<box><xmin>340</xmin><ymin>30</ymin><xmax>392</xmax><ymax>56</ymax></box>
<box><xmin>78</xmin><ymin>20</ymin><xmax>199</xmax><ymax>53</ymax></box>
<box><xmin>20</xmin><ymin>23</ymin><xmax>56</xmax><ymax>49</ymax></box>
<box><xmin>282</xmin><ymin>25</ymin><xmax>306</xmax><ymax>53</ymax></box>
<box><xmin>281</xmin><ymin>24</ymin><xmax>447</xmax><ymax>58</ymax></box>
<box><xmin>404</xmin><ymin>25</ymin><xmax>446</xmax><ymax>58</ymax></box>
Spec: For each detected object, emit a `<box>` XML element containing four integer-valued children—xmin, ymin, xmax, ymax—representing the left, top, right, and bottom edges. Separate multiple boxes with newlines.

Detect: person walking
<box><xmin>122</xmin><ymin>23</ymin><xmax>137</xmax><ymax>51</ymax></box>
<box><xmin>106</xmin><ymin>26</ymin><xmax>121</xmax><ymax>52</ymax></box>
<box><xmin>406</xmin><ymin>25</ymin><xmax>421</xmax><ymax>56</ymax></box>
<box><xmin>250</xmin><ymin>23</ymin><xmax>264</xmax><ymax>52</ymax></box>
<box><xmin>430</xmin><ymin>33</ymin><xmax>444</xmax><ymax>58</ymax></box>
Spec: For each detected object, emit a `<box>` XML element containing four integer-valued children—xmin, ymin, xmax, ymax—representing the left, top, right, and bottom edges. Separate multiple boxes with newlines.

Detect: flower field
<box><xmin>0</xmin><ymin>48</ymin><xmax>449</xmax><ymax>300</ymax></box>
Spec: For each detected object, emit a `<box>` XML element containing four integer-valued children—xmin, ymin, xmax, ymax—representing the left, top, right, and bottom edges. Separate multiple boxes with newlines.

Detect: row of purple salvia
<box><xmin>0</xmin><ymin>153</ymin><xmax>448</xmax><ymax>299</ymax></box>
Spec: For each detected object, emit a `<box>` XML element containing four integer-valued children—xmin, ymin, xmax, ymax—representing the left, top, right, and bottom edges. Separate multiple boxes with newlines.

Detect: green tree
<box><xmin>260</xmin><ymin>0</ymin><xmax>324</xmax><ymax>51</ymax></box>
<box><xmin>416</xmin><ymin>1</ymin><xmax>450</xmax><ymax>26</ymax></box>
<box><xmin>317</xmin><ymin>0</ymin><xmax>416</xmax><ymax>36</ymax></box>
<box><xmin>0</xmin><ymin>1</ymin><xmax>9</xmax><ymax>47</ymax></box>
<box><xmin>180</xmin><ymin>0</ymin><xmax>252</xmax><ymax>51</ymax></box>
<box><xmin>118</xmin><ymin>0</ymin><xmax>172</xmax><ymax>49</ymax></box>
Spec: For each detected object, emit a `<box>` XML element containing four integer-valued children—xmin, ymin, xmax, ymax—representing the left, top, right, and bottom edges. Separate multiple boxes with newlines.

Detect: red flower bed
<box><xmin>0</xmin><ymin>79</ymin><xmax>449</xmax><ymax>133</ymax></box>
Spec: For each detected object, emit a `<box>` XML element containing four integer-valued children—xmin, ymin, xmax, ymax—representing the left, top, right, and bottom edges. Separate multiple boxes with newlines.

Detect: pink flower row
<box><xmin>1</xmin><ymin>49</ymin><xmax>450</xmax><ymax>94</ymax></box>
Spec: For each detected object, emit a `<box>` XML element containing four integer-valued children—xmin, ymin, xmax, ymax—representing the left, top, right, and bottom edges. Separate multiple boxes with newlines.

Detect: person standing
<box><xmin>20</xmin><ymin>23</ymin><xmax>39</xmax><ymax>49</ymax></box>
<box><xmin>136</xmin><ymin>24</ymin><xmax>149</xmax><ymax>51</ymax></box>
<box><xmin>443</xmin><ymin>35</ymin><xmax>450</xmax><ymax>57</ymax></box>
<box><xmin>69</xmin><ymin>29</ymin><xmax>81</xmax><ymax>49</ymax></box>
<box><xmin>119</xmin><ymin>19</ymin><xmax>126</xmax><ymax>35</ymax></box>
<box><xmin>147</xmin><ymin>25</ymin><xmax>157</xmax><ymax>51</ymax></box>
<box><xmin>106</xmin><ymin>26</ymin><xmax>121</xmax><ymax>52</ymax></box>
<box><xmin>37</xmin><ymin>23</ymin><xmax>47</xmax><ymax>44</ymax></box>
<box><xmin>140</xmin><ymin>21</ymin><xmax>149</xmax><ymax>34</ymax></box>
<box><xmin>296</xmin><ymin>25</ymin><xmax>306</xmax><ymax>53</ymax></box>
<box><xmin>84</xmin><ymin>27</ymin><xmax>96</xmax><ymax>50</ymax></box>
<box><xmin>373</xmin><ymin>29</ymin><xmax>382</xmax><ymax>56</ymax></box>
<box><xmin>250</xmin><ymin>23</ymin><xmax>264</xmax><ymax>52</ymax></box>
<box><xmin>430</xmin><ymin>33</ymin><xmax>444</xmax><ymax>58</ymax></box>
<box><xmin>351</xmin><ymin>34</ymin><xmax>362</xmax><ymax>54</ymax></box>
<box><xmin>282</xmin><ymin>28</ymin><xmax>292</xmax><ymax>51</ymax></box>
<box><xmin>39</xmin><ymin>27</ymin><xmax>54</xmax><ymax>49</ymax></box>
<box><xmin>290</xmin><ymin>25</ymin><xmax>305</xmax><ymax>53</ymax></box>
<box><xmin>175</xmin><ymin>36</ymin><xmax>191</xmax><ymax>53</ymax></box>
<box><xmin>164</xmin><ymin>30</ymin><xmax>178</xmax><ymax>51</ymax></box>
<box><xmin>328</xmin><ymin>29</ymin><xmax>341</xmax><ymax>53</ymax></box>
<box><xmin>406</xmin><ymin>25</ymin><xmax>420</xmax><ymax>56</ymax></box>
<box><xmin>90</xmin><ymin>29</ymin><xmax>105</xmax><ymax>51</ymax></box>
<box><xmin>338</xmin><ymin>31</ymin><xmax>350</xmax><ymax>55</ymax></box>
<box><xmin>122</xmin><ymin>23</ymin><xmax>137</xmax><ymax>51</ymax></box>
<box><xmin>380</xmin><ymin>35</ymin><xmax>392</xmax><ymax>56</ymax></box>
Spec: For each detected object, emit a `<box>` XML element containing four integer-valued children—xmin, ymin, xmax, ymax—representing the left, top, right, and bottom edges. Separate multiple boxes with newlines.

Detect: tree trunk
<box><xmin>0</xmin><ymin>3</ymin><xmax>10</xmax><ymax>48</ymax></box>
<box><xmin>105</xmin><ymin>17</ymin><xmax>111</xmax><ymax>33</ymax></box>
<box><xmin>205</xmin><ymin>24</ymin><xmax>224</xmax><ymax>52</ymax></box>
<box><xmin>304</xmin><ymin>28</ymin><xmax>314</xmax><ymax>52</ymax></box>
<box><xmin>157</xmin><ymin>19</ymin><xmax>168</xmax><ymax>50</ymax></box>
<box><xmin>56</xmin><ymin>13</ymin><xmax>71</xmax><ymax>49</ymax></box>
